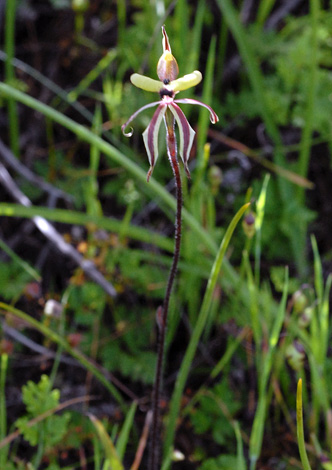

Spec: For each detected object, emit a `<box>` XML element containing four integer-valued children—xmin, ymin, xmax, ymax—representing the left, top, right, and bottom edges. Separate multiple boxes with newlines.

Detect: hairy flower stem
<box><xmin>149</xmin><ymin>109</ymin><xmax>183</xmax><ymax>470</ymax></box>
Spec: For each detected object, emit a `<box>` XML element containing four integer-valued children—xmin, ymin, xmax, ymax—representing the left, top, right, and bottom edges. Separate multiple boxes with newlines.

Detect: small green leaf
<box><xmin>14</xmin><ymin>375</ymin><xmax>70</xmax><ymax>448</ymax></box>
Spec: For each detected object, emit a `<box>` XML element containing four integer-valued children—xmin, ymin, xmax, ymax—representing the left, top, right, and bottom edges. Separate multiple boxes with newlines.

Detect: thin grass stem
<box><xmin>4</xmin><ymin>0</ymin><xmax>19</xmax><ymax>157</ymax></box>
<box><xmin>296</xmin><ymin>0</ymin><xmax>319</xmax><ymax>205</ymax></box>
<box><xmin>296</xmin><ymin>379</ymin><xmax>313</xmax><ymax>470</ymax></box>
<box><xmin>0</xmin><ymin>354</ymin><xmax>9</xmax><ymax>467</ymax></box>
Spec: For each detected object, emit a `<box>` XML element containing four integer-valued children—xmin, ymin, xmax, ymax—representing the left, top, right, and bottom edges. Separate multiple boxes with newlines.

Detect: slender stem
<box><xmin>5</xmin><ymin>0</ymin><xmax>19</xmax><ymax>157</ymax></box>
<box><xmin>149</xmin><ymin>109</ymin><xmax>183</xmax><ymax>470</ymax></box>
<box><xmin>0</xmin><ymin>354</ymin><xmax>9</xmax><ymax>467</ymax></box>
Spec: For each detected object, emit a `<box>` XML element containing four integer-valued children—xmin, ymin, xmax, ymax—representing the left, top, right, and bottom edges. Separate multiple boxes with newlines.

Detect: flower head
<box><xmin>122</xmin><ymin>26</ymin><xmax>219</xmax><ymax>181</ymax></box>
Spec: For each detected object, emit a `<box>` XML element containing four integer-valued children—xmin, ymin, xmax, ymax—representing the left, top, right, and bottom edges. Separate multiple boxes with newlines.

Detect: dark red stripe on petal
<box><xmin>169</xmin><ymin>103</ymin><xmax>195</xmax><ymax>170</ymax></box>
<box><xmin>162</xmin><ymin>26</ymin><xmax>171</xmax><ymax>52</ymax></box>
<box><xmin>142</xmin><ymin>104</ymin><xmax>167</xmax><ymax>178</ymax></box>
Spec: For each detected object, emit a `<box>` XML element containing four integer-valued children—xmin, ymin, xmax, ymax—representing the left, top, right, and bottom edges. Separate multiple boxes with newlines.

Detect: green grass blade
<box><xmin>186</xmin><ymin>0</ymin><xmax>206</xmax><ymax>74</ymax></box>
<box><xmin>67</xmin><ymin>50</ymin><xmax>117</xmax><ymax>104</ymax></box>
<box><xmin>249</xmin><ymin>395</ymin><xmax>267</xmax><ymax>470</ymax></box>
<box><xmin>4</xmin><ymin>0</ymin><xmax>19</xmax><ymax>157</ymax></box>
<box><xmin>163</xmin><ymin>202</ymin><xmax>250</xmax><ymax>462</ymax></box>
<box><xmin>296</xmin><ymin>378</ymin><xmax>313</xmax><ymax>470</ymax></box>
<box><xmin>254</xmin><ymin>174</ymin><xmax>270</xmax><ymax>285</ymax></box>
<box><xmin>311</xmin><ymin>234</ymin><xmax>323</xmax><ymax>303</ymax></box>
<box><xmin>216</xmin><ymin>17</ymin><xmax>228</xmax><ymax>88</ymax></box>
<box><xmin>0</xmin><ymin>203</ymin><xmax>173</xmax><ymax>253</ymax></box>
<box><xmin>243</xmin><ymin>249</ymin><xmax>261</xmax><ymax>350</ymax></box>
<box><xmin>296</xmin><ymin>0</ymin><xmax>319</xmax><ymax>205</ymax></box>
<box><xmin>268</xmin><ymin>267</ymin><xmax>289</xmax><ymax>352</ymax></box>
<box><xmin>174</xmin><ymin>0</ymin><xmax>190</xmax><ymax>71</ymax></box>
<box><xmin>311</xmin><ymin>234</ymin><xmax>331</xmax><ymax>366</ymax></box>
<box><xmin>116</xmin><ymin>0</ymin><xmax>126</xmax><ymax>47</ymax></box>
<box><xmin>0</xmin><ymin>237</ymin><xmax>41</xmax><ymax>282</ymax></box>
<box><xmin>85</xmin><ymin>106</ymin><xmax>103</xmax><ymax>217</ymax></box>
<box><xmin>234</xmin><ymin>420</ymin><xmax>246</xmax><ymax>470</ymax></box>
<box><xmin>116</xmin><ymin>401</ymin><xmax>137</xmax><ymax>460</ymax></box>
<box><xmin>256</xmin><ymin>0</ymin><xmax>277</xmax><ymax>27</ymax></box>
<box><xmin>320</xmin><ymin>274</ymin><xmax>332</xmax><ymax>366</ymax></box>
<box><xmin>89</xmin><ymin>414</ymin><xmax>123</xmax><ymax>470</ymax></box>
<box><xmin>211</xmin><ymin>328</ymin><xmax>248</xmax><ymax>379</ymax></box>
<box><xmin>0</xmin><ymin>354</ymin><xmax>9</xmax><ymax>467</ymax></box>
<box><xmin>249</xmin><ymin>267</ymin><xmax>288</xmax><ymax>469</ymax></box>
<box><xmin>196</xmin><ymin>35</ymin><xmax>217</xmax><ymax>156</ymax></box>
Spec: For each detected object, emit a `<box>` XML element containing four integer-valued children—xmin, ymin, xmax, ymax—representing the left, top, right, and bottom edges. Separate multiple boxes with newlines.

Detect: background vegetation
<box><xmin>0</xmin><ymin>0</ymin><xmax>332</xmax><ymax>469</ymax></box>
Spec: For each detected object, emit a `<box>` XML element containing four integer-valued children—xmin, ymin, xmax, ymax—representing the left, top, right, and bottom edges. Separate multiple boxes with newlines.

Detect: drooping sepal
<box><xmin>169</xmin><ymin>103</ymin><xmax>195</xmax><ymax>178</ymax></box>
<box><xmin>175</xmin><ymin>98</ymin><xmax>219</xmax><ymax>124</ymax></box>
<box><xmin>142</xmin><ymin>104</ymin><xmax>167</xmax><ymax>181</ymax></box>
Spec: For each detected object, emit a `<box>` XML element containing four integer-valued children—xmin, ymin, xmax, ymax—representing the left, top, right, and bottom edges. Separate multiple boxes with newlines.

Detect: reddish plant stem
<box><xmin>149</xmin><ymin>109</ymin><xmax>183</xmax><ymax>470</ymax></box>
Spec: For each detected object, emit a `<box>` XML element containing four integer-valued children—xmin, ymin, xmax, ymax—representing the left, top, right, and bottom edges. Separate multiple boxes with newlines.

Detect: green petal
<box><xmin>170</xmin><ymin>70</ymin><xmax>202</xmax><ymax>92</ymax></box>
<box><xmin>130</xmin><ymin>74</ymin><xmax>163</xmax><ymax>92</ymax></box>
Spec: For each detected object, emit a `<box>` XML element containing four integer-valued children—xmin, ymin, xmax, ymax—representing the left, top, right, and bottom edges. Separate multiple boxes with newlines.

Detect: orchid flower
<box><xmin>122</xmin><ymin>26</ymin><xmax>219</xmax><ymax>181</ymax></box>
